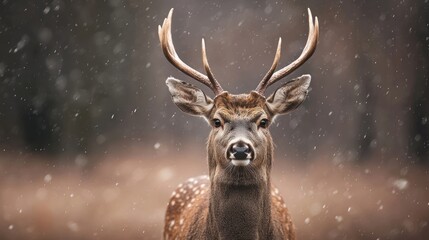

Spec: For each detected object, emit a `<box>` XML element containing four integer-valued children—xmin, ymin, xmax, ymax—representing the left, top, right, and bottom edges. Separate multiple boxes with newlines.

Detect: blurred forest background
<box><xmin>0</xmin><ymin>0</ymin><xmax>428</xmax><ymax>239</ymax></box>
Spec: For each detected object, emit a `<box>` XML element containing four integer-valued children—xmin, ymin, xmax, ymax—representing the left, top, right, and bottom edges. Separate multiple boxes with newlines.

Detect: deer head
<box><xmin>159</xmin><ymin>8</ymin><xmax>319</xmax><ymax>186</ymax></box>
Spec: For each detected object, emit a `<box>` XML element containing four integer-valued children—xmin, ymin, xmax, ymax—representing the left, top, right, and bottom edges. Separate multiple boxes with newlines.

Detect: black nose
<box><xmin>229</xmin><ymin>141</ymin><xmax>253</xmax><ymax>160</ymax></box>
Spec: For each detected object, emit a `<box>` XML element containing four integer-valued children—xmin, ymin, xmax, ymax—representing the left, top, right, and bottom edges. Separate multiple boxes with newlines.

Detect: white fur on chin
<box><xmin>231</xmin><ymin>159</ymin><xmax>251</xmax><ymax>166</ymax></box>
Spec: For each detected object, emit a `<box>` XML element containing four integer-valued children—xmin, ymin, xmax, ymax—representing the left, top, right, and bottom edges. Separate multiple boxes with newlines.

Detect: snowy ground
<box><xmin>0</xmin><ymin>149</ymin><xmax>428</xmax><ymax>240</ymax></box>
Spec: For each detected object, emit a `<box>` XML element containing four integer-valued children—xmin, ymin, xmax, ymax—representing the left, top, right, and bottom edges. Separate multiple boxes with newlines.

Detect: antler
<box><xmin>255</xmin><ymin>8</ymin><xmax>319</xmax><ymax>94</ymax></box>
<box><xmin>158</xmin><ymin>8</ymin><xmax>223</xmax><ymax>95</ymax></box>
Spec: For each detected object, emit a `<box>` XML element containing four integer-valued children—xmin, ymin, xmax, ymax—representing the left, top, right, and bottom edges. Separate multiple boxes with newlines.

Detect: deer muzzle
<box><xmin>227</xmin><ymin>140</ymin><xmax>254</xmax><ymax>166</ymax></box>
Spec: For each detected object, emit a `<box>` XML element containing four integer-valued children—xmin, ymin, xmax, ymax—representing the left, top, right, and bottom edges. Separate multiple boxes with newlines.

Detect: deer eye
<box><xmin>213</xmin><ymin>118</ymin><xmax>222</xmax><ymax>128</ymax></box>
<box><xmin>259</xmin><ymin>119</ymin><xmax>269</xmax><ymax>128</ymax></box>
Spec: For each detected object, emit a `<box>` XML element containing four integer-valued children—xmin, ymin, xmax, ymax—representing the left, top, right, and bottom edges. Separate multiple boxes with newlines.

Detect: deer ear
<box><xmin>166</xmin><ymin>77</ymin><xmax>213</xmax><ymax>116</ymax></box>
<box><xmin>266</xmin><ymin>74</ymin><xmax>311</xmax><ymax>116</ymax></box>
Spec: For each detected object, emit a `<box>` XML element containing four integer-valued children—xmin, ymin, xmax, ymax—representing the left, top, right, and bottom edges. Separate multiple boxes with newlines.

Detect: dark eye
<box><xmin>259</xmin><ymin>119</ymin><xmax>269</xmax><ymax>128</ymax></box>
<box><xmin>213</xmin><ymin>118</ymin><xmax>222</xmax><ymax>128</ymax></box>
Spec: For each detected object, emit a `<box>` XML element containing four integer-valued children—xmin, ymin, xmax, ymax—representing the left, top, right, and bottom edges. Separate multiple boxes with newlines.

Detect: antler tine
<box><xmin>202</xmin><ymin>38</ymin><xmax>223</xmax><ymax>95</ymax></box>
<box><xmin>255</xmin><ymin>37</ymin><xmax>282</xmax><ymax>94</ymax></box>
<box><xmin>159</xmin><ymin>8</ymin><xmax>222</xmax><ymax>95</ymax></box>
<box><xmin>256</xmin><ymin>8</ymin><xmax>319</xmax><ymax>94</ymax></box>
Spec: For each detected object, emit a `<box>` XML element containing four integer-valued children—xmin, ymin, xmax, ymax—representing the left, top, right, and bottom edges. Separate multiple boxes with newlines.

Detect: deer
<box><xmin>159</xmin><ymin>8</ymin><xmax>319</xmax><ymax>240</ymax></box>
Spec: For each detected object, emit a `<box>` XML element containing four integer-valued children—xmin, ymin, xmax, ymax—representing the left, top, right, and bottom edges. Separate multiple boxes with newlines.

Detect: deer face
<box><xmin>160</xmin><ymin>8</ymin><xmax>318</xmax><ymax>185</ymax></box>
<box><xmin>166</xmin><ymin>75</ymin><xmax>310</xmax><ymax>184</ymax></box>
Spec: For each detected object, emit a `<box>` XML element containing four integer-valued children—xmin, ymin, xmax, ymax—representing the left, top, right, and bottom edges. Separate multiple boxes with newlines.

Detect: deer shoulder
<box><xmin>164</xmin><ymin>176</ymin><xmax>210</xmax><ymax>239</ymax></box>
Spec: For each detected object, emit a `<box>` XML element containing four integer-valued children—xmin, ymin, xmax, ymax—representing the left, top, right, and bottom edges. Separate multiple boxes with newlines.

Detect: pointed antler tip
<box><xmin>275</xmin><ymin>38</ymin><xmax>282</xmax><ymax>57</ymax></box>
<box><xmin>201</xmin><ymin>39</ymin><xmax>207</xmax><ymax>62</ymax></box>
<box><xmin>158</xmin><ymin>25</ymin><xmax>163</xmax><ymax>40</ymax></box>
<box><xmin>314</xmin><ymin>16</ymin><xmax>319</xmax><ymax>35</ymax></box>
<box><xmin>201</xmin><ymin>38</ymin><xmax>207</xmax><ymax>56</ymax></box>
<box><xmin>307</xmin><ymin>8</ymin><xmax>314</xmax><ymax>24</ymax></box>
<box><xmin>166</xmin><ymin>9</ymin><xmax>174</xmax><ymax>23</ymax></box>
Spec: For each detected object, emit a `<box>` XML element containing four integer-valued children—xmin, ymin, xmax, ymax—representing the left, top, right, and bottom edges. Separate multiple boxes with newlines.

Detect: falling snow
<box><xmin>0</xmin><ymin>0</ymin><xmax>428</xmax><ymax>239</ymax></box>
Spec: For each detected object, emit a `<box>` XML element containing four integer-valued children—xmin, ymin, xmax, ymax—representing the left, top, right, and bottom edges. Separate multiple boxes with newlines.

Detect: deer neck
<box><xmin>208</xmin><ymin>181</ymin><xmax>273</xmax><ymax>239</ymax></box>
<box><xmin>206</xmin><ymin>160</ymin><xmax>274</xmax><ymax>239</ymax></box>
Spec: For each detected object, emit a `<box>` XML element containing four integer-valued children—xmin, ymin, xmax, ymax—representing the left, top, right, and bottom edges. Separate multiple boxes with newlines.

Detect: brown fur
<box><xmin>164</xmin><ymin>176</ymin><xmax>295</xmax><ymax>240</ymax></box>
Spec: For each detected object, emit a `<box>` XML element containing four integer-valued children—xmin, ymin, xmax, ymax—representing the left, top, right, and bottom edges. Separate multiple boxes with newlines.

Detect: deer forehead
<box><xmin>211</xmin><ymin>92</ymin><xmax>268</xmax><ymax>117</ymax></box>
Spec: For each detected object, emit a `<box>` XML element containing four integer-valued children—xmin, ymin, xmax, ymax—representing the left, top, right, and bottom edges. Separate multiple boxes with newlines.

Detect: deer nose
<box><xmin>228</xmin><ymin>141</ymin><xmax>254</xmax><ymax>166</ymax></box>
